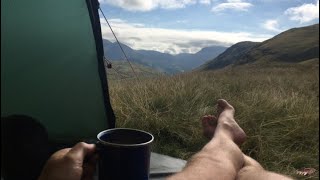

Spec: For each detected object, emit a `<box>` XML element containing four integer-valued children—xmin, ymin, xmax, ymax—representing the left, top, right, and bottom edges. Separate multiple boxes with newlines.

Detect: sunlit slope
<box><xmin>201</xmin><ymin>24</ymin><xmax>319</xmax><ymax>70</ymax></box>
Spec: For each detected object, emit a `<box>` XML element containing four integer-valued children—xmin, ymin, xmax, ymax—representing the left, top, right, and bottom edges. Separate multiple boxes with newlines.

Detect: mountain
<box><xmin>103</xmin><ymin>39</ymin><xmax>227</xmax><ymax>74</ymax></box>
<box><xmin>238</xmin><ymin>23</ymin><xmax>319</xmax><ymax>64</ymax></box>
<box><xmin>200</xmin><ymin>41</ymin><xmax>259</xmax><ymax>70</ymax></box>
<box><xmin>103</xmin><ymin>39</ymin><xmax>144</xmax><ymax>63</ymax></box>
<box><xmin>174</xmin><ymin>46</ymin><xmax>228</xmax><ymax>70</ymax></box>
<box><xmin>200</xmin><ymin>23</ymin><xmax>319</xmax><ymax>70</ymax></box>
<box><xmin>135</xmin><ymin>49</ymin><xmax>181</xmax><ymax>73</ymax></box>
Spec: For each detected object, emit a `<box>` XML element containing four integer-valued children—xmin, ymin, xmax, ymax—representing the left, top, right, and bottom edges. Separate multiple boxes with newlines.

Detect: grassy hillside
<box><xmin>299</xmin><ymin>58</ymin><xmax>320</xmax><ymax>66</ymax></box>
<box><xmin>238</xmin><ymin>24</ymin><xmax>319</xmax><ymax>64</ymax></box>
<box><xmin>201</xmin><ymin>24</ymin><xmax>319</xmax><ymax>70</ymax></box>
<box><xmin>105</xmin><ymin>60</ymin><xmax>163</xmax><ymax>80</ymax></box>
<box><xmin>108</xmin><ymin>62</ymin><xmax>319</xmax><ymax>179</ymax></box>
<box><xmin>200</xmin><ymin>41</ymin><xmax>259</xmax><ymax>70</ymax></box>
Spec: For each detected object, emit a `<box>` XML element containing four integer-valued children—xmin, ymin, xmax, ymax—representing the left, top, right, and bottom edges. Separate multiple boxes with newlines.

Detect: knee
<box><xmin>236</xmin><ymin>166</ymin><xmax>263</xmax><ymax>180</ymax></box>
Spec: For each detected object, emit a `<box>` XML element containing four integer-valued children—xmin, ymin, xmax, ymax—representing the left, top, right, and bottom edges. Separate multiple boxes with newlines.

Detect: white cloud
<box><xmin>227</xmin><ymin>0</ymin><xmax>243</xmax><ymax>2</ymax></box>
<box><xmin>98</xmin><ymin>0</ymin><xmax>197</xmax><ymax>11</ymax></box>
<box><xmin>199</xmin><ymin>0</ymin><xmax>211</xmax><ymax>5</ymax></box>
<box><xmin>211</xmin><ymin>0</ymin><xmax>253</xmax><ymax>13</ymax></box>
<box><xmin>262</xmin><ymin>19</ymin><xmax>283</xmax><ymax>32</ymax></box>
<box><xmin>100</xmin><ymin>18</ymin><xmax>272</xmax><ymax>54</ymax></box>
<box><xmin>284</xmin><ymin>0</ymin><xmax>319</xmax><ymax>23</ymax></box>
<box><xmin>160</xmin><ymin>0</ymin><xmax>197</xmax><ymax>9</ymax></box>
<box><xmin>98</xmin><ymin>0</ymin><xmax>155</xmax><ymax>11</ymax></box>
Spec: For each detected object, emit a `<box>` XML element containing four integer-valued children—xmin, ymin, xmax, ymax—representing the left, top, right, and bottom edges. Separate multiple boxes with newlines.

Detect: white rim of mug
<box><xmin>97</xmin><ymin>128</ymin><xmax>154</xmax><ymax>147</ymax></box>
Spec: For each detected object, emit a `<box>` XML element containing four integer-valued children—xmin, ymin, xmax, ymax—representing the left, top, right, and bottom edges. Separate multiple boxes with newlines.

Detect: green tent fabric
<box><xmin>1</xmin><ymin>0</ymin><xmax>115</xmax><ymax>142</ymax></box>
<box><xmin>1</xmin><ymin>1</ymin><xmax>187</xmax><ymax>179</ymax></box>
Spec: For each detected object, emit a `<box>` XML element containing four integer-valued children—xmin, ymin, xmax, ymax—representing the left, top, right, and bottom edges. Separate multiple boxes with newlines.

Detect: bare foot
<box><xmin>201</xmin><ymin>99</ymin><xmax>246</xmax><ymax>146</ymax></box>
<box><xmin>201</xmin><ymin>99</ymin><xmax>234</xmax><ymax>139</ymax></box>
<box><xmin>201</xmin><ymin>115</ymin><xmax>217</xmax><ymax>139</ymax></box>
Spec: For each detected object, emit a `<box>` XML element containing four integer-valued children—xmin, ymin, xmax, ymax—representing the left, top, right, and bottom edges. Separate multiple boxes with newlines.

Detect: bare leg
<box><xmin>200</xmin><ymin>102</ymin><xmax>293</xmax><ymax>180</ymax></box>
<box><xmin>168</xmin><ymin>99</ymin><xmax>246</xmax><ymax>180</ymax></box>
<box><xmin>236</xmin><ymin>155</ymin><xmax>292</xmax><ymax>180</ymax></box>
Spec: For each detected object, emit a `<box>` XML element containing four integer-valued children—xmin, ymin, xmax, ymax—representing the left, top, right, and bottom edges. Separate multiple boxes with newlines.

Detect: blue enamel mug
<box><xmin>96</xmin><ymin>128</ymin><xmax>154</xmax><ymax>180</ymax></box>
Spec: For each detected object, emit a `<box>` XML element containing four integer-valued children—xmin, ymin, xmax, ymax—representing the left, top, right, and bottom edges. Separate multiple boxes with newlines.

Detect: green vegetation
<box><xmin>240</xmin><ymin>24</ymin><xmax>319</xmax><ymax>64</ymax></box>
<box><xmin>105</xmin><ymin>61</ymin><xmax>163</xmax><ymax>80</ymax></box>
<box><xmin>107</xmin><ymin>62</ymin><xmax>319</xmax><ymax>179</ymax></box>
<box><xmin>200</xmin><ymin>24</ymin><xmax>319</xmax><ymax>71</ymax></box>
<box><xmin>200</xmin><ymin>41</ymin><xmax>259</xmax><ymax>70</ymax></box>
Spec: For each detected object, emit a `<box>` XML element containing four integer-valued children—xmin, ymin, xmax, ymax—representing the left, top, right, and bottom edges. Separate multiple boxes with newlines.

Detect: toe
<box><xmin>201</xmin><ymin>116</ymin><xmax>210</xmax><ymax>127</ymax></box>
<box><xmin>217</xmin><ymin>99</ymin><xmax>235</xmax><ymax>115</ymax></box>
<box><xmin>207</xmin><ymin>115</ymin><xmax>217</xmax><ymax>126</ymax></box>
<box><xmin>217</xmin><ymin>99</ymin><xmax>233</xmax><ymax>109</ymax></box>
<box><xmin>201</xmin><ymin>115</ymin><xmax>217</xmax><ymax>139</ymax></box>
<box><xmin>202</xmin><ymin>115</ymin><xmax>217</xmax><ymax>127</ymax></box>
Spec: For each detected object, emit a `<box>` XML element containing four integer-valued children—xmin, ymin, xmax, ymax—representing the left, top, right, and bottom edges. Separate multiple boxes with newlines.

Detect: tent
<box><xmin>1</xmin><ymin>0</ymin><xmax>185</xmax><ymax>179</ymax></box>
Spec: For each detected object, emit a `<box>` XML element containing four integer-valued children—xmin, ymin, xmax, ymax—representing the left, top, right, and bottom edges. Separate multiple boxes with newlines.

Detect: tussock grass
<box><xmin>108</xmin><ymin>63</ymin><xmax>319</xmax><ymax>179</ymax></box>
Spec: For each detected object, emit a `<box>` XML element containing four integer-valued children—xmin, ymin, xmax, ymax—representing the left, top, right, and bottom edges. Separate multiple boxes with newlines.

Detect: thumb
<box><xmin>67</xmin><ymin>142</ymin><xmax>96</xmax><ymax>162</ymax></box>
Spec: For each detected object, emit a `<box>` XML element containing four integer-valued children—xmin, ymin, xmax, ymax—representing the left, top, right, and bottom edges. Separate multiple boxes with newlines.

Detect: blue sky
<box><xmin>98</xmin><ymin>0</ymin><xmax>319</xmax><ymax>54</ymax></box>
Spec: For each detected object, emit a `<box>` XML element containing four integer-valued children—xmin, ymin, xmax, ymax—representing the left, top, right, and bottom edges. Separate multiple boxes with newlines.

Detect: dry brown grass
<box><xmin>108</xmin><ymin>62</ymin><xmax>319</xmax><ymax>179</ymax></box>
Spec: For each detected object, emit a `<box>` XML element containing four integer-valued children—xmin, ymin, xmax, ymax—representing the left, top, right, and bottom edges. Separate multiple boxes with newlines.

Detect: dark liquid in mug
<box><xmin>99</xmin><ymin>129</ymin><xmax>153</xmax><ymax>145</ymax></box>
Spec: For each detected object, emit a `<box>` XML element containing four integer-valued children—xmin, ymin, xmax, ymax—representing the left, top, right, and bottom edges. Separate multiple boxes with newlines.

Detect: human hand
<box><xmin>38</xmin><ymin>142</ymin><xmax>98</xmax><ymax>180</ymax></box>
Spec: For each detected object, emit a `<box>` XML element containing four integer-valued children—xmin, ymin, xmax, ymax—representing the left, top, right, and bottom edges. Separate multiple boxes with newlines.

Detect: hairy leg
<box><xmin>168</xmin><ymin>99</ymin><xmax>246</xmax><ymax>180</ymax></box>
<box><xmin>201</xmin><ymin>103</ymin><xmax>293</xmax><ymax>180</ymax></box>
<box><xmin>236</xmin><ymin>155</ymin><xmax>293</xmax><ymax>180</ymax></box>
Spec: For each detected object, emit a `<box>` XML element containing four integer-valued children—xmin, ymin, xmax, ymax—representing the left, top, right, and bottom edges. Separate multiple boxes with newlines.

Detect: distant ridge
<box><xmin>200</xmin><ymin>23</ymin><xmax>319</xmax><ymax>70</ymax></box>
<box><xmin>103</xmin><ymin>39</ymin><xmax>227</xmax><ymax>74</ymax></box>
